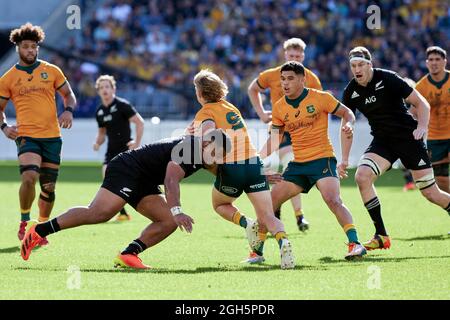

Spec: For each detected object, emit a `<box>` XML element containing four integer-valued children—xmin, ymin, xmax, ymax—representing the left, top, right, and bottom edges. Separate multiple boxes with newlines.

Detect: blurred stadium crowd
<box><xmin>45</xmin><ymin>0</ymin><xmax>449</xmax><ymax>118</ymax></box>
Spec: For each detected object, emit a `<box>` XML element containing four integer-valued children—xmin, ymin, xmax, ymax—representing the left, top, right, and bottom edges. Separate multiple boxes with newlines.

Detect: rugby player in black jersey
<box><xmin>93</xmin><ymin>75</ymin><xmax>145</xmax><ymax>221</ymax></box>
<box><xmin>21</xmin><ymin>131</ymin><xmax>231</xmax><ymax>269</ymax></box>
<box><xmin>343</xmin><ymin>46</ymin><xmax>450</xmax><ymax>251</ymax></box>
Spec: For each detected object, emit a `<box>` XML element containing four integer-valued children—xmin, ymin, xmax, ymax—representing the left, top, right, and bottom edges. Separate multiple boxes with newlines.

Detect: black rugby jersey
<box><xmin>117</xmin><ymin>135</ymin><xmax>203</xmax><ymax>183</ymax></box>
<box><xmin>342</xmin><ymin>68</ymin><xmax>417</xmax><ymax>139</ymax></box>
<box><xmin>95</xmin><ymin>96</ymin><xmax>137</xmax><ymax>149</ymax></box>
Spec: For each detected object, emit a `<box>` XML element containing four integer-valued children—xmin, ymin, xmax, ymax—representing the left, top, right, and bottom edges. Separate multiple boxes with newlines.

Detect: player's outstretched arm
<box><xmin>164</xmin><ymin>161</ymin><xmax>194</xmax><ymax>233</ymax></box>
<box><xmin>333</xmin><ymin>104</ymin><xmax>356</xmax><ymax>179</ymax></box>
<box><xmin>248</xmin><ymin>78</ymin><xmax>272</xmax><ymax>123</ymax></box>
<box><xmin>259</xmin><ymin>125</ymin><xmax>283</xmax><ymax>160</ymax></box>
<box><xmin>57</xmin><ymin>82</ymin><xmax>77</xmax><ymax>129</ymax></box>
<box><xmin>405</xmin><ymin>89</ymin><xmax>430</xmax><ymax>140</ymax></box>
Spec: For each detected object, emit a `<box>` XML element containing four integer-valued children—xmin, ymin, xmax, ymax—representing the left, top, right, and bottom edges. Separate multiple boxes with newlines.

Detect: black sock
<box><xmin>120</xmin><ymin>208</ymin><xmax>128</xmax><ymax>216</ymax></box>
<box><xmin>274</xmin><ymin>208</ymin><xmax>281</xmax><ymax>219</ymax></box>
<box><xmin>35</xmin><ymin>218</ymin><xmax>61</xmax><ymax>238</ymax></box>
<box><xmin>364</xmin><ymin>197</ymin><xmax>387</xmax><ymax>236</ymax></box>
<box><xmin>121</xmin><ymin>239</ymin><xmax>147</xmax><ymax>255</ymax></box>
<box><xmin>445</xmin><ymin>202</ymin><xmax>450</xmax><ymax>215</ymax></box>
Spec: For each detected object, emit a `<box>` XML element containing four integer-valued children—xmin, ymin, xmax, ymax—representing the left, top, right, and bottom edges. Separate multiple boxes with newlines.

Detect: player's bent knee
<box><xmin>40</xmin><ymin>191</ymin><xmax>55</xmax><ymax>203</ymax></box>
<box><xmin>356</xmin><ymin>158</ymin><xmax>381</xmax><ymax>184</ymax></box>
<box><xmin>355</xmin><ymin>169</ymin><xmax>373</xmax><ymax>185</ymax></box>
<box><xmin>432</xmin><ymin>163</ymin><xmax>449</xmax><ymax>177</ymax></box>
<box><xmin>20</xmin><ymin>167</ymin><xmax>40</xmax><ymax>185</ymax></box>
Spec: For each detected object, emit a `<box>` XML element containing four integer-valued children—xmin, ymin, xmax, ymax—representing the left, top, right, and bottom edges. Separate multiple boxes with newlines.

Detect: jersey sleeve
<box><xmin>385</xmin><ymin>71</ymin><xmax>414</xmax><ymax>99</ymax></box>
<box><xmin>257</xmin><ymin>69</ymin><xmax>271</xmax><ymax>90</ymax></box>
<box><xmin>121</xmin><ymin>101</ymin><xmax>138</xmax><ymax>119</ymax></box>
<box><xmin>194</xmin><ymin>107</ymin><xmax>215</xmax><ymax>125</ymax></box>
<box><xmin>52</xmin><ymin>65</ymin><xmax>67</xmax><ymax>90</ymax></box>
<box><xmin>321</xmin><ymin>91</ymin><xmax>341</xmax><ymax>114</ymax></box>
<box><xmin>0</xmin><ymin>75</ymin><xmax>11</xmax><ymax>100</ymax></box>
<box><xmin>271</xmin><ymin>99</ymin><xmax>285</xmax><ymax>128</ymax></box>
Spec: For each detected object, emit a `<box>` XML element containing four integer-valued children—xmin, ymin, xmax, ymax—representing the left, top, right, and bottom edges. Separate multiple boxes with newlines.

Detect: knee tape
<box><xmin>415</xmin><ymin>172</ymin><xmax>436</xmax><ymax>190</ymax></box>
<box><xmin>19</xmin><ymin>164</ymin><xmax>40</xmax><ymax>175</ymax></box>
<box><xmin>358</xmin><ymin>157</ymin><xmax>381</xmax><ymax>176</ymax></box>
<box><xmin>39</xmin><ymin>167</ymin><xmax>59</xmax><ymax>202</ymax></box>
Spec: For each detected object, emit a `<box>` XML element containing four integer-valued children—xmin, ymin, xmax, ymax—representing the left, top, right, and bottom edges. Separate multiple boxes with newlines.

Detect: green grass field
<box><xmin>0</xmin><ymin>161</ymin><xmax>449</xmax><ymax>300</ymax></box>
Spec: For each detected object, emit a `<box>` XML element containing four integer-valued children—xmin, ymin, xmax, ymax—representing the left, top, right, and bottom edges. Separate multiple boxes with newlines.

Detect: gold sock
<box><xmin>38</xmin><ymin>216</ymin><xmax>49</xmax><ymax>222</ymax></box>
<box><xmin>295</xmin><ymin>209</ymin><xmax>303</xmax><ymax>218</ymax></box>
<box><xmin>232</xmin><ymin>211</ymin><xmax>243</xmax><ymax>226</ymax></box>
<box><xmin>343</xmin><ymin>224</ymin><xmax>356</xmax><ymax>233</ymax></box>
<box><xmin>258</xmin><ymin>232</ymin><xmax>267</xmax><ymax>241</ymax></box>
<box><xmin>275</xmin><ymin>231</ymin><xmax>287</xmax><ymax>242</ymax></box>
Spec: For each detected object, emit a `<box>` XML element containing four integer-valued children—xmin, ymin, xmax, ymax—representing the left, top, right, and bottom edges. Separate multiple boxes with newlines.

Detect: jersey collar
<box><xmin>427</xmin><ymin>71</ymin><xmax>449</xmax><ymax>89</ymax></box>
<box><xmin>15</xmin><ymin>60</ymin><xmax>41</xmax><ymax>74</ymax></box>
<box><xmin>285</xmin><ymin>88</ymin><xmax>309</xmax><ymax>108</ymax></box>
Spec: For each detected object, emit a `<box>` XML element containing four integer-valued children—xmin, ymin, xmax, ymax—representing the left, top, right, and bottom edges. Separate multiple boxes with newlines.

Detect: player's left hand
<box><xmin>185</xmin><ymin>120</ymin><xmax>195</xmax><ymax>135</ymax></box>
<box><xmin>127</xmin><ymin>140</ymin><xmax>140</xmax><ymax>150</ymax></box>
<box><xmin>58</xmin><ymin>111</ymin><xmax>73</xmax><ymax>129</ymax></box>
<box><xmin>341</xmin><ymin>122</ymin><xmax>353</xmax><ymax>136</ymax></box>
<box><xmin>174</xmin><ymin>213</ymin><xmax>195</xmax><ymax>233</ymax></box>
<box><xmin>337</xmin><ymin>160</ymin><xmax>349</xmax><ymax>179</ymax></box>
<box><xmin>413</xmin><ymin>126</ymin><xmax>427</xmax><ymax>140</ymax></box>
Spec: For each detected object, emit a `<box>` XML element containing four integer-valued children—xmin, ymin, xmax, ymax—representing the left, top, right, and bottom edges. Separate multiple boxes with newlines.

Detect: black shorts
<box><xmin>101</xmin><ymin>157</ymin><xmax>162</xmax><ymax>209</ymax></box>
<box><xmin>104</xmin><ymin>145</ymin><xmax>129</xmax><ymax>164</ymax></box>
<box><xmin>365</xmin><ymin>137</ymin><xmax>432</xmax><ymax>170</ymax></box>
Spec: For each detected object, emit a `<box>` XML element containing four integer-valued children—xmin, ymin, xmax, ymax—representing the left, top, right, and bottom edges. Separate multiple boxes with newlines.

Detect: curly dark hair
<box><xmin>9</xmin><ymin>22</ymin><xmax>45</xmax><ymax>44</ymax></box>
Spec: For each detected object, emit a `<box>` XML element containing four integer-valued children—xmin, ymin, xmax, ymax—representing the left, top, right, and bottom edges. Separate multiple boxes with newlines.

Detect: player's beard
<box><xmin>19</xmin><ymin>52</ymin><xmax>37</xmax><ymax>65</ymax></box>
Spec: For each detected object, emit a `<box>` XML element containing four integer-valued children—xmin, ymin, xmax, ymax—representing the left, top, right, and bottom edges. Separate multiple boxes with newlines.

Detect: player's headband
<box><xmin>349</xmin><ymin>52</ymin><xmax>371</xmax><ymax>64</ymax></box>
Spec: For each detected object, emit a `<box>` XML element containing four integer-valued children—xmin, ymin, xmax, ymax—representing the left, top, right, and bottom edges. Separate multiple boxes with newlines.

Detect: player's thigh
<box><xmin>18</xmin><ymin>152</ymin><xmax>42</xmax><ymax>167</ymax></box>
<box><xmin>271</xmin><ymin>180</ymin><xmax>303</xmax><ymax>209</ymax></box>
<box><xmin>315</xmin><ymin>176</ymin><xmax>341</xmax><ymax>201</ymax></box>
<box><xmin>136</xmin><ymin>194</ymin><xmax>172</xmax><ymax>222</ymax></box>
<box><xmin>89</xmin><ymin>187</ymin><xmax>127</xmax><ymax>218</ymax></box>
<box><xmin>246</xmin><ymin>189</ymin><xmax>273</xmax><ymax>215</ymax></box>
<box><xmin>212</xmin><ymin>187</ymin><xmax>238</xmax><ymax>208</ymax></box>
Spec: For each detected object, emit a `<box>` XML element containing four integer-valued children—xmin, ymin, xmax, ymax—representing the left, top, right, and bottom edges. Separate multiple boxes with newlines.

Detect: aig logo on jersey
<box><xmin>365</xmin><ymin>96</ymin><xmax>376</xmax><ymax>104</ymax></box>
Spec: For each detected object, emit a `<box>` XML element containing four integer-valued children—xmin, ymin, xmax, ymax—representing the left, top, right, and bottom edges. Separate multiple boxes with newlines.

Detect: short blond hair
<box><xmin>95</xmin><ymin>75</ymin><xmax>116</xmax><ymax>91</ymax></box>
<box><xmin>193</xmin><ymin>69</ymin><xmax>228</xmax><ymax>103</ymax></box>
<box><xmin>283</xmin><ymin>38</ymin><xmax>306</xmax><ymax>51</ymax></box>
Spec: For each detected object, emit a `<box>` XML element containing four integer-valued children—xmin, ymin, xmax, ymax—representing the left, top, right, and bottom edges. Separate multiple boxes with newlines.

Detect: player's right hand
<box><xmin>2</xmin><ymin>125</ymin><xmax>18</xmax><ymax>140</ymax></box>
<box><xmin>337</xmin><ymin>161</ymin><xmax>349</xmax><ymax>179</ymax></box>
<box><xmin>259</xmin><ymin>111</ymin><xmax>272</xmax><ymax>124</ymax></box>
<box><xmin>93</xmin><ymin>143</ymin><xmax>100</xmax><ymax>151</ymax></box>
<box><xmin>174</xmin><ymin>213</ymin><xmax>195</xmax><ymax>233</ymax></box>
